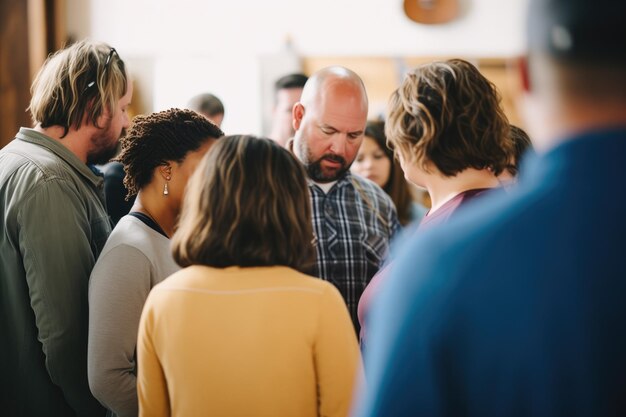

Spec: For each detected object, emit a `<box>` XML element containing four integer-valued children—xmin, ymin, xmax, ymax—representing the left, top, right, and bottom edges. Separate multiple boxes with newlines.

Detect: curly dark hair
<box><xmin>386</xmin><ymin>59</ymin><xmax>514</xmax><ymax>176</ymax></box>
<box><xmin>115</xmin><ymin>108</ymin><xmax>224</xmax><ymax>198</ymax></box>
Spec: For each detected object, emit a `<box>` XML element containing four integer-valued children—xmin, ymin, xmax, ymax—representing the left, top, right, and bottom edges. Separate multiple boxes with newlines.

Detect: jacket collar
<box><xmin>16</xmin><ymin>127</ymin><xmax>104</xmax><ymax>187</ymax></box>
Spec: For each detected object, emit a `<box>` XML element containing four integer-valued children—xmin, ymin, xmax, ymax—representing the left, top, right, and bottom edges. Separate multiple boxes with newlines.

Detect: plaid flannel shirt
<box><xmin>308</xmin><ymin>171</ymin><xmax>400</xmax><ymax>330</ymax></box>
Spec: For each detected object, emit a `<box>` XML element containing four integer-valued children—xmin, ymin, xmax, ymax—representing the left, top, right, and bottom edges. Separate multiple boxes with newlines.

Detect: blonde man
<box><xmin>0</xmin><ymin>40</ymin><xmax>132</xmax><ymax>417</ymax></box>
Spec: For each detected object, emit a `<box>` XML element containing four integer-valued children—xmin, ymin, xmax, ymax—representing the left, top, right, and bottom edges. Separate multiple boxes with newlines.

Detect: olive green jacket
<box><xmin>0</xmin><ymin>128</ymin><xmax>110</xmax><ymax>416</ymax></box>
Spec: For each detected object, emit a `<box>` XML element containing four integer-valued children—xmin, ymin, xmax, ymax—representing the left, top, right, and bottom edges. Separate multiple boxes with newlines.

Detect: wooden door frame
<box><xmin>0</xmin><ymin>0</ymin><xmax>66</xmax><ymax>148</ymax></box>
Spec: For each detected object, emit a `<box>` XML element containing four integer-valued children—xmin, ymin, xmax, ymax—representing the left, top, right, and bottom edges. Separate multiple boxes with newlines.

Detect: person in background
<box><xmin>187</xmin><ymin>92</ymin><xmax>225</xmax><ymax>127</ymax></box>
<box><xmin>88</xmin><ymin>108</ymin><xmax>223</xmax><ymax>417</ymax></box>
<box><xmin>100</xmin><ymin>157</ymin><xmax>135</xmax><ymax>225</ymax></box>
<box><xmin>351</xmin><ymin>120</ymin><xmax>427</xmax><ymax>226</ymax></box>
<box><xmin>354</xmin><ymin>0</ymin><xmax>626</xmax><ymax>415</ymax></box>
<box><xmin>98</xmin><ymin>103</ymin><xmax>141</xmax><ymax>226</ymax></box>
<box><xmin>290</xmin><ymin>66</ymin><xmax>400</xmax><ymax>332</ymax></box>
<box><xmin>137</xmin><ymin>135</ymin><xmax>360</xmax><ymax>417</ymax></box>
<box><xmin>0</xmin><ymin>40</ymin><xmax>131</xmax><ymax>417</ymax></box>
<box><xmin>357</xmin><ymin>59</ymin><xmax>515</xmax><ymax>347</ymax></box>
<box><xmin>269</xmin><ymin>72</ymin><xmax>308</xmax><ymax>147</ymax></box>
<box><xmin>498</xmin><ymin>124</ymin><xmax>534</xmax><ymax>187</ymax></box>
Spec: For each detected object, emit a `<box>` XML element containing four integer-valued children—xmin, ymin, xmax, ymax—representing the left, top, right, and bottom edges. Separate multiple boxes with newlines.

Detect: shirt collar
<box><xmin>16</xmin><ymin>127</ymin><xmax>105</xmax><ymax>187</ymax></box>
<box><xmin>307</xmin><ymin>171</ymin><xmax>353</xmax><ymax>194</ymax></box>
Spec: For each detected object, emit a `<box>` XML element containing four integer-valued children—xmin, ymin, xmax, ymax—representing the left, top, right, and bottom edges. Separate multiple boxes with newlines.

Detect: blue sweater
<box><xmin>355</xmin><ymin>128</ymin><xmax>626</xmax><ymax>417</ymax></box>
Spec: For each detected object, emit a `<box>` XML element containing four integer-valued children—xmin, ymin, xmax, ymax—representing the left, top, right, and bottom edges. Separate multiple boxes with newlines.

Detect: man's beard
<box><xmin>306</xmin><ymin>153</ymin><xmax>349</xmax><ymax>183</ymax></box>
<box><xmin>87</xmin><ymin>122</ymin><xmax>123</xmax><ymax>165</ymax></box>
<box><xmin>295</xmin><ymin>137</ymin><xmax>351</xmax><ymax>183</ymax></box>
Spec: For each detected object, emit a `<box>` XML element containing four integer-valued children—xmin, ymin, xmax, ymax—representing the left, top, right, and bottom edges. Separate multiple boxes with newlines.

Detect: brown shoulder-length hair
<box><xmin>386</xmin><ymin>59</ymin><xmax>514</xmax><ymax>176</ymax></box>
<box><xmin>364</xmin><ymin>120</ymin><xmax>415</xmax><ymax>226</ymax></box>
<box><xmin>172</xmin><ymin>134</ymin><xmax>315</xmax><ymax>272</ymax></box>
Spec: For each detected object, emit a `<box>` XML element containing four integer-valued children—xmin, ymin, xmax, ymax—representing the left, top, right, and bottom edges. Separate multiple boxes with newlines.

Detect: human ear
<box><xmin>292</xmin><ymin>103</ymin><xmax>305</xmax><ymax>131</ymax></box>
<box><xmin>158</xmin><ymin>163</ymin><xmax>172</xmax><ymax>180</ymax></box>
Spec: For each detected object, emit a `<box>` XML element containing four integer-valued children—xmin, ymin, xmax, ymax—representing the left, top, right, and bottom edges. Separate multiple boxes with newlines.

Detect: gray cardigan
<box><xmin>88</xmin><ymin>215</ymin><xmax>179</xmax><ymax>417</ymax></box>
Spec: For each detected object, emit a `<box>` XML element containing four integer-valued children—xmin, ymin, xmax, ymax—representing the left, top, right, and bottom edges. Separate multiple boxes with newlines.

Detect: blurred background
<box><xmin>0</xmin><ymin>0</ymin><xmax>529</xmax><ymax>148</ymax></box>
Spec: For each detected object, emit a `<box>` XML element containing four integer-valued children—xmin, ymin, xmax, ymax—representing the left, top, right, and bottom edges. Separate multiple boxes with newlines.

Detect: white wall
<box><xmin>66</xmin><ymin>0</ymin><xmax>529</xmax><ymax>135</ymax></box>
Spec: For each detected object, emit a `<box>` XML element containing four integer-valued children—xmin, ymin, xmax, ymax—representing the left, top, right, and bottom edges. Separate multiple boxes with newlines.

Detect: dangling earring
<box><xmin>163</xmin><ymin>176</ymin><xmax>171</xmax><ymax>196</ymax></box>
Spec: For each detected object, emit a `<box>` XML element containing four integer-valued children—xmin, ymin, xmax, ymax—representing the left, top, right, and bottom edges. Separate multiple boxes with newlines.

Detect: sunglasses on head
<box><xmin>84</xmin><ymin>48</ymin><xmax>118</xmax><ymax>91</ymax></box>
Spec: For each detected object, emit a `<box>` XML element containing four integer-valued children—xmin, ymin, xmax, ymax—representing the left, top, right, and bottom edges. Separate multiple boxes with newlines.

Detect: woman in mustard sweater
<box><xmin>137</xmin><ymin>135</ymin><xmax>361</xmax><ymax>417</ymax></box>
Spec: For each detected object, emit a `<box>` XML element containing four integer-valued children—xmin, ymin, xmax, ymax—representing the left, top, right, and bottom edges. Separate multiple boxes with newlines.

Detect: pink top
<box><xmin>357</xmin><ymin>188</ymin><xmax>495</xmax><ymax>344</ymax></box>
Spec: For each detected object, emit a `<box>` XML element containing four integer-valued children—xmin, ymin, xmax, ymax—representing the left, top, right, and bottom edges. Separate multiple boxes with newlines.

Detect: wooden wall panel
<box><xmin>303</xmin><ymin>57</ymin><xmax>398</xmax><ymax>120</ymax></box>
<box><xmin>303</xmin><ymin>56</ymin><xmax>523</xmax><ymax>128</ymax></box>
<box><xmin>1</xmin><ymin>0</ymin><xmax>65</xmax><ymax>149</ymax></box>
<box><xmin>1</xmin><ymin>0</ymin><xmax>32</xmax><ymax>148</ymax></box>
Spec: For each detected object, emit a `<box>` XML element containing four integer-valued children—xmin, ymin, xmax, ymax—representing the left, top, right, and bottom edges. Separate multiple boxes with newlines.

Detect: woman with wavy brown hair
<box><xmin>386</xmin><ymin>59</ymin><xmax>514</xmax><ymax>228</ymax></box>
<box><xmin>358</xmin><ymin>59</ymin><xmax>515</xmax><ymax>347</ymax></box>
<box><xmin>351</xmin><ymin>120</ymin><xmax>428</xmax><ymax>226</ymax></box>
<box><xmin>136</xmin><ymin>135</ymin><xmax>360</xmax><ymax>417</ymax></box>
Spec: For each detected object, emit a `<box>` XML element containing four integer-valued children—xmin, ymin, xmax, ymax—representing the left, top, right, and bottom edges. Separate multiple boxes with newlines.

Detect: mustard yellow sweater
<box><xmin>137</xmin><ymin>265</ymin><xmax>361</xmax><ymax>417</ymax></box>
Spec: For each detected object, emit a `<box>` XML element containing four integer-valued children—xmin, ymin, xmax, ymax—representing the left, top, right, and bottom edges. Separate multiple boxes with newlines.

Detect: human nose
<box><xmin>123</xmin><ymin>113</ymin><xmax>131</xmax><ymax>129</ymax></box>
<box><xmin>329</xmin><ymin>135</ymin><xmax>346</xmax><ymax>156</ymax></box>
<box><xmin>362</xmin><ymin>157</ymin><xmax>374</xmax><ymax>169</ymax></box>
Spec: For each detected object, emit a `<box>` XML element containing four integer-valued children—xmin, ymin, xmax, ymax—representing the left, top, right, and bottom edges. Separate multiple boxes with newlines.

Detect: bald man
<box><xmin>291</xmin><ymin>66</ymin><xmax>400</xmax><ymax>332</ymax></box>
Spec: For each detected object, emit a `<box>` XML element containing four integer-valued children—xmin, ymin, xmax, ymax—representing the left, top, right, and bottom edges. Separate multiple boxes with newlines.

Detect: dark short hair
<box><xmin>187</xmin><ymin>93</ymin><xmax>225</xmax><ymax>117</ymax></box>
<box><xmin>172</xmin><ymin>135</ymin><xmax>315</xmax><ymax>272</ymax></box>
<box><xmin>364</xmin><ymin>120</ymin><xmax>415</xmax><ymax>226</ymax></box>
<box><xmin>506</xmin><ymin>125</ymin><xmax>533</xmax><ymax>175</ymax></box>
<box><xmin>275</xmin><ymin>73</ymin><xmax>308</xmax><ymax>92</ymax></box>
<box><xmin>115</xmin><ymin>108</ymin><xmax>224</xmax><ymax>198</ymax></box>
<box><xmin>386</xmin><ymin>59</ymin><xmax>514</xmax><ymax>176</ymax></box>
<box><xmin>527</xmin><ymin>0</ymin><xmax>626</xmax><ymax>65</ymax></box>
<box><xmin>527</xmin><ymin>0</ymin><xmax>626</xmax><ymax>103</ymax></box>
